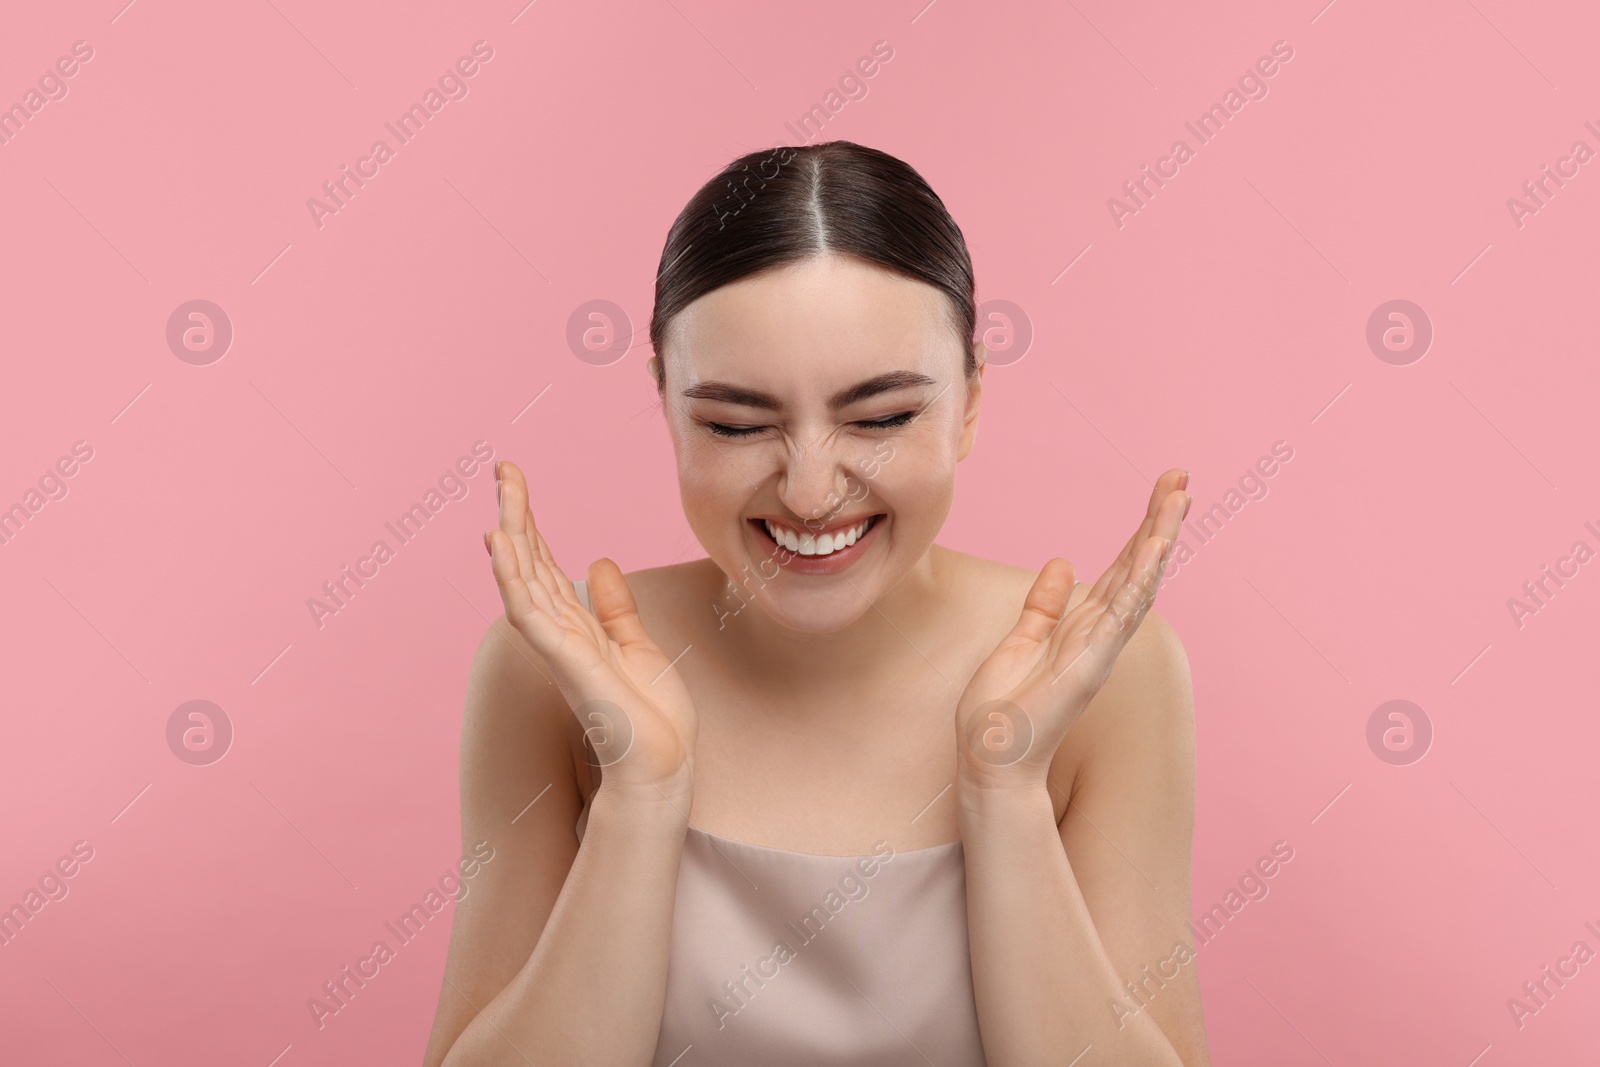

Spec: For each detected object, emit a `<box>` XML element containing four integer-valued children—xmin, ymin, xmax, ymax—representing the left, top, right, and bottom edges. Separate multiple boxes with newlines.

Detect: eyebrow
<box><xmin>680</xmin><ymin>370</ymin><xmax>938</xmax><ymax>411</ymax></box>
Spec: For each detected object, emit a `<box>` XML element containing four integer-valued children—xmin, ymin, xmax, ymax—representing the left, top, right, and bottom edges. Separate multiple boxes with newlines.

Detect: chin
<box><xmin>748</xmin><ymin>586</ymin><xmax>879</xmax><ymax>634</ymax></box>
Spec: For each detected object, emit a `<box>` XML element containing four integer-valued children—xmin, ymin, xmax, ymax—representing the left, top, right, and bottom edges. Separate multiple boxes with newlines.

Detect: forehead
<box><xmin>665</xmin><ymin>255</ymin><xmax>960</xmax><ymax>390</ymax></box>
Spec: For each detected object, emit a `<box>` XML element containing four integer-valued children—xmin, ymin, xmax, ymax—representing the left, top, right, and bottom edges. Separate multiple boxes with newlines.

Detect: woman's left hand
<box><xmin>954</xmin><ymin>468</ymin><xmax>1190</xmax><ymax>790</ymax></box>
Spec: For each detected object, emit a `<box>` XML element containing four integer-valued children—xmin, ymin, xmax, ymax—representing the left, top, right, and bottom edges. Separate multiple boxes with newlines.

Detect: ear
<box><xmin>646</xmin><ymin>355</ymin><xmax>664</xmax><ymax>395</ymax></box>
<box><xmin>956</xmin><ymin>343</ymin><xmax>986</xmax><ymax>461</ymax></box>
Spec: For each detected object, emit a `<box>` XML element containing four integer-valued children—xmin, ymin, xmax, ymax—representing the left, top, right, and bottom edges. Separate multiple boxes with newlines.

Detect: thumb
<box><xmin>1010</xmin><ymin>558</ymin><xmax>1076</xmax><ymax>644</ymax></box>
<box><xmin>586</xmin><ymin>558</ymin><xmax>655</xmax><ymax>650</ymax></box>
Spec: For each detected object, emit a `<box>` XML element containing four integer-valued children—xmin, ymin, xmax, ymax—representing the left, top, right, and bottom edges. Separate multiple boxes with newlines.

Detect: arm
<box><xmin>421</xmin><ymin>618</ymin><xmax>691</xmax><ymax>1067</ymax></box>
<box><xmin>952</xmin><ymin>468</ymin><xmax>1207</xmax><ymax>1064</ymax></box>
<box><xmin>959</xmin><ymin>608</ymin><xmax>1208</xmax><ymax>1065</ymax></box>
<box><xmin>425</xmin><ymin>460</ymin><xmax>700</xmax><ymax>1066</ymax></box>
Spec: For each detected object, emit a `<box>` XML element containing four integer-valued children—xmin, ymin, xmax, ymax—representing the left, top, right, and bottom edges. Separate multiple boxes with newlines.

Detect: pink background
<box><xmin>3</xmin><ymin>1</ymin><xmax>1597</xmax><ymax>1063</ymax></box>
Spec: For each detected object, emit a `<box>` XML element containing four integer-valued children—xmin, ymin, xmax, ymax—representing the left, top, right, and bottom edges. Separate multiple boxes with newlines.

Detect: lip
<box><xmin>746</xmin><ymin>514</ymin><xmax>884</xmax><ymax>576</ymax></box>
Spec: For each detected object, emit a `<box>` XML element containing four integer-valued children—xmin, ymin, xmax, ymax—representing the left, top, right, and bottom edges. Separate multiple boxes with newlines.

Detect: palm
<box><xmin>955</xmin><ymin>470</ymin><xmax>1189</xmax><ymax>782</ymax></box>
<box><xmin>486</xmin><ymin>461</ymin><xmax>697</xmax><ymax>789</ymax></box>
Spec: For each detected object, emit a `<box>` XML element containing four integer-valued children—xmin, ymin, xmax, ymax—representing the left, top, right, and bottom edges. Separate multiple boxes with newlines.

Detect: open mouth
<box><xmin>742</xmin><ymin>515</ymin><xmax>883</xmax><ymax>563</ymax></box>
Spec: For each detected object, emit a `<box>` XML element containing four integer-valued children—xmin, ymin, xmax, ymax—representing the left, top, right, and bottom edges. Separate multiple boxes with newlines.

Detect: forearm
<box><xmin>441</xmin><ymin>783</ymin><xmax>689</xmax><ymax>1066</ymax></box>
<box><xmin>958</xmin><ymin>780</ymin><xmax>1184</xmax><ymax>1067</ymax></box>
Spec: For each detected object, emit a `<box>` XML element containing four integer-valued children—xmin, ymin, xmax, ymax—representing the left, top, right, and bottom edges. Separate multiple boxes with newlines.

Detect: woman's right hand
<box><xmin>485</xmin><ymin>461</ymin><xmax>697</xmax><ymax>803</ymax></box>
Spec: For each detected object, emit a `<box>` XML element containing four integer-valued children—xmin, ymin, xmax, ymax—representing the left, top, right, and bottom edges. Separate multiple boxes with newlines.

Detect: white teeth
<box><xmin>761</xmin><ymin>517</ymin><xmax>874</xmax><ymax>557</ymax></box>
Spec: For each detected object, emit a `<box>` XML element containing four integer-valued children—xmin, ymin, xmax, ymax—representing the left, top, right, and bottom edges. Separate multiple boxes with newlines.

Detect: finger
<box><xmin>486</xmin><ymin>505</ymin><xmax>563</xmax><ymax>620</ymax></box>
<box><xmin>496</xmin><ymin>462</ymin><xmax>538</xmax><ymax>584</ymax></box>
<box><xmin>1009</xmin><ymin>558</ymin><xmax>1077</xmax><ymax>644</ymax></box>
<box><xmin>1091</xmin><ymin>469</ymin><xmax>1184</xmax><ymax>596</ymax></box>
<box><xmin>1093</xmin><ymin>534</ymin><xmax>1169</xmax><ymax>648</ymax></box>
<box><xmin>529</xmin><ymin>551</ymin><xmax>604</xmax><ymax>645</ymax></box>
<box><xmin>526</xmin><ymin>505</ymin><xmax>583</xmax><ymax>611</ymax></box>
<box><xmin>486</xmin><ymin>529</ymin><xmax>567</xmax><ymax>652</ymax></box>
<box><xmin>1090</xmin><ymin>512</ymin><xmax>1174</xmax><ymax>621</ymax></box>
<box><xmin>1151</xmin><ymin>477</ymin><xmax>1187</xmax><ymax>545</ymax></box>
<box><xmin>1094</xmin><ymin>469</ymin><xmax>1183</xmax><ymax>585</ymax></box>
<box><xmin>1087</xmin><ymin>475</ymin><xmax>1188</xmax><ymax>606</ymax></box>
<box><xmin>498</xmin><ymin>463</ymin><xmax>604</xmax><ymax>647</ymax></box>
<box><xmin>500</xmin><ymin>463</ymin><xmax>587</xmax><ymax>618</ymax></box>
<box><xmin>586</xmin><ymin>558</ymin><xmax>660</xmax><ymax>653</ymax></box>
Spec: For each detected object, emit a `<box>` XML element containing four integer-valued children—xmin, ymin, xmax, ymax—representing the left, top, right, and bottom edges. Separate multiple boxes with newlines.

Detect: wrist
<box><xmin>592</xmin><ymin>767</ymin><xmax>694</xmax><ymax>828</ymax></box>
<box><xmin>955</xmin><ymin>767</ymin><xmax>1054</xmax><ymax>824</ymax></box>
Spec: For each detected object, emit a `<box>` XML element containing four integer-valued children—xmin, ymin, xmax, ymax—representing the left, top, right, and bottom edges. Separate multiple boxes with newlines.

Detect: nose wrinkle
<box><xmin>778</xmin><ymin>452</ymin><xmax>856</xmax><ymax>527</ymax></box>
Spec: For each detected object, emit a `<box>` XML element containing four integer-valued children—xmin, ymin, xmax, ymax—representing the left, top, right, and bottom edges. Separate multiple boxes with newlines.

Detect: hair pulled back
<box><xmin>648</xmin><ymin>140</ymin><xmax>977</xmax><ymax>390</ymax></box>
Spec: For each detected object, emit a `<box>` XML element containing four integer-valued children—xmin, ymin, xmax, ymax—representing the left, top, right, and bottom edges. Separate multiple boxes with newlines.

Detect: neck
<box><xmin>705</xmin><ymin>545</ymin><xmax>954</xmax><ymax>686</ymax></box>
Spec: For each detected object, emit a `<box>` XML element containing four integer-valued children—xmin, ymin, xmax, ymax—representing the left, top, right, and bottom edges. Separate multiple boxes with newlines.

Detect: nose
<box><xmin>777</xmin><ymin>438</ymin><xmax>855</xmax><ymax>526</ymax></box>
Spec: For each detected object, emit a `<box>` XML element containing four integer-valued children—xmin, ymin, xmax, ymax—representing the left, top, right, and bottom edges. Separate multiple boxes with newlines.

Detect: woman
<box><xmin>423</xmin><ymin>140</ymin><xmax>1208</xmax><ymax>1066</ymax></box>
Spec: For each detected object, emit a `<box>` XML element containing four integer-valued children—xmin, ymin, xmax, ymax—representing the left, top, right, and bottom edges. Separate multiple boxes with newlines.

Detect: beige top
<box><xmin>571</xmin><ymin>580</ymin><xmax>988</xmax><ymax>1066</ymax></box>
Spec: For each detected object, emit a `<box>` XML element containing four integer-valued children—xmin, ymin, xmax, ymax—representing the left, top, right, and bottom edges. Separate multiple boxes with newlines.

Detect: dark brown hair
<box><xmin>648</xmin><ymin>140</ymin><xmax>976</xmax><ymax>391</ymax></box>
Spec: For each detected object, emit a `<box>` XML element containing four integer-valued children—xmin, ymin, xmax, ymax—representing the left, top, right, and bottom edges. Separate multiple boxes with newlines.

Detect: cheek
<box><xmin>674</xmin><ymin>435</ymin><xmax>764</xmax><ymax>523</ymax></box>
<box><xmin>862</xmin><ymin>436</ymin><xmax>958</xmax><ymax>516</ymax></box>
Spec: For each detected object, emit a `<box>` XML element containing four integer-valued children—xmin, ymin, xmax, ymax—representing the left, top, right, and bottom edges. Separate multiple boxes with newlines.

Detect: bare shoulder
<box><xmin>462</xmin><ymin>613</ymin><xmax>584</xmax><ymax>808</ymax></box>
<box><xmin>469</xmin><ymin>612</ymin><xmax>559</xmax><ymax>695</ymax></box>
<box><xmin>1093</xmin><ymin>607</ymin><xmax>1193</xmax><ymax>731</ymax></box>
<box><xmin>603</xmin><ymin>556</ymin><xmax>727</xmax><ymax>639</ymax></box>
<box><xmin>1064</xmin><ymin>605</ymin><xmax>1196</xmax><ymax>801</ymax></box>
<box><xmin>930</xmin><ymin>544</ymin><xmax>1042</xmax><ymax>622</ymax></box>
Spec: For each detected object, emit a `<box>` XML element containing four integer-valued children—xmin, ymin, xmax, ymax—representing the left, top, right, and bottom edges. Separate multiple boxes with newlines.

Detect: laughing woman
<box><xmin>423</xmin><ymin>140</ymin><xmax>1209</xmax><ymax>1067</ymax></box>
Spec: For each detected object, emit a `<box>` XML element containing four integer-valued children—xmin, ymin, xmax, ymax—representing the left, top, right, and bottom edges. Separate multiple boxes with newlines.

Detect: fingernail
<box><xmin>496</xmin><ymin>479</ymin><xmax>501</xmax><ymax>506</ymax></box>
<box><xmin>1178</xmin><ymin>469</ymin><xmax>1190</xmax><ymax>490</ymax></box>
<box><xmin>1182</xmin><ymin>493</ymin><xmax>1192</xmax><ymax>520</ymax></box>
<box><xmin>483</xmin><ymin>532</ymin><xmax>493</xmax><ymax>558</ymax></box>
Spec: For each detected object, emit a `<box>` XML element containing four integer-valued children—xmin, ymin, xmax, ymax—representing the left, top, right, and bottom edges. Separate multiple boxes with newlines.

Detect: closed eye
<box><xmin>703</xmin><ymin>411</ymin><xmax>917</xmax><ymax>439</ymax></box>
<box><xmin>857</xmin><ymin>411</ymin><xmax>915</xmax><ymax>430</ymax></box>
<box><xmin>704</xmin><ymin>422</ymin><xmax>768</xmax><ymax>439</ymax></box>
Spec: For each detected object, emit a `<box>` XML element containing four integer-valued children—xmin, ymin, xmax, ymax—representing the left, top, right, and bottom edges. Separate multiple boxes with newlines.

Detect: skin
<box><xmin>423</xmin><ymin>254</ymin><xmax>1211</xmax><ymax>1066</ymax></box>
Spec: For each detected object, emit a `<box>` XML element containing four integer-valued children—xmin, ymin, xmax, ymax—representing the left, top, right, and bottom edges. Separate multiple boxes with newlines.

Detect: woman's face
<box><xmin>658</xmin><ymin>253</ymin><xmax>983</xmax><ymax>633</ymax></box>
